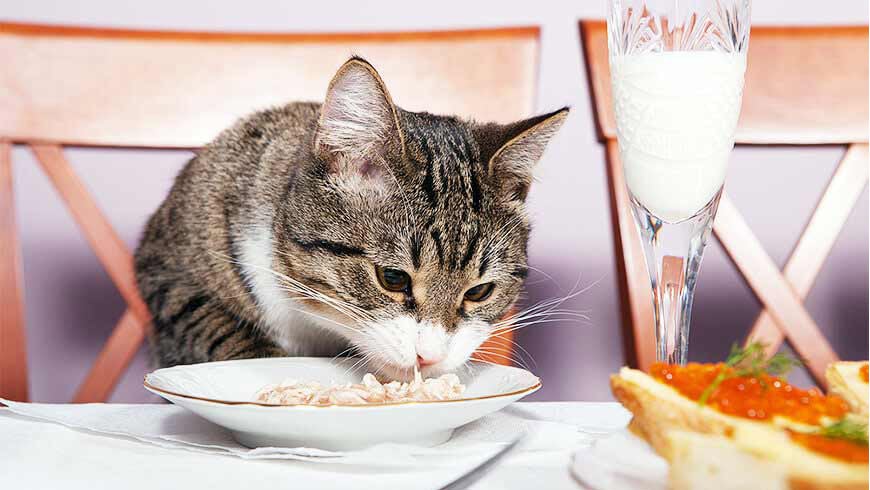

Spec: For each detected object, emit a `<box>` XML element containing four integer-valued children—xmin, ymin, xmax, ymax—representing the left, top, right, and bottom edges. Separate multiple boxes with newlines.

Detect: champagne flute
<box><xmin>607</xmin><ymin>0</ymin><xmax>751</xmax><ymax>364</ymax></box>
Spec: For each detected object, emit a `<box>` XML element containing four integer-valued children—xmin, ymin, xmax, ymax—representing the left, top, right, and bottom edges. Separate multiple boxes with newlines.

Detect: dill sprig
<box><xmin>697</xmin><ymin>342</ymin><xmax>802</xmax><ymax>406</ymax></box>
<box><xmin>818</xmin><ymin>418</ymin><xmax>869</xmax><ymax>445</ymax></box>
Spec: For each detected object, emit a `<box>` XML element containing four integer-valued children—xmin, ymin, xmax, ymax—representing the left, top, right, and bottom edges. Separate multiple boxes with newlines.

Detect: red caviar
<box><xmin>788</xmin><ymin>431</ymin><xmax>869</xmax><ymax>464</ymax></box>
<box><xmin>649</xmin><ymin>362</ymin><xmax>850</xmax><ymax>425</ymax></box>
<box><xmin>860</xmin><ymin>364</ymin><xmax>868</xmax><ymax>383</ymax></box>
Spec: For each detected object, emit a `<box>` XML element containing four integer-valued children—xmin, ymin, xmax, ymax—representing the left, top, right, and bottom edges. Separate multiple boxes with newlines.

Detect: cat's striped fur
<box><xmin>134</xmin><ymin>58</ymin><xmax>568</xmax><ymax>378</ymax></box>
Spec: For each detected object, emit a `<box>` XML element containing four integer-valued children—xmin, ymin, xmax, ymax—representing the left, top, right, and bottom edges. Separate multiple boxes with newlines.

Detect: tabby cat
<box><xmin>134</xmin><ymin>57</ymin><xmax>568</xmax><ymax>380</ymax></box>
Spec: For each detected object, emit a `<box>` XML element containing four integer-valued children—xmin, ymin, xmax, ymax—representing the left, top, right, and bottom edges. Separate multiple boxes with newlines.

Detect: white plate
<box><xmin>571</xmin><ymin>429</ymin><xmax>668</xmax><ymax>490</ymax></box>
<box><xmin>144</xmin><ymin>357</ymin><xmax>540</xmax><ymax>451</ymax></box>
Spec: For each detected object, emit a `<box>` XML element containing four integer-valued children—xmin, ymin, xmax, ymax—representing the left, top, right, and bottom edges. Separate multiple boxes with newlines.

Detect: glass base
<box><xmin>629</xmin><ymin>190</ymin><xmax>722</xmax><ymax>365</ymax></box>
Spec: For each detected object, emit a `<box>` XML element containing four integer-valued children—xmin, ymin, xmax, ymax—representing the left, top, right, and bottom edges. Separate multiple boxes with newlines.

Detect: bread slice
<box><xmin>667</xmin><ymin>424</ymin><xmax>868</xmax><ymax>490</ymax></box>
<box><xmin>667</xmin><ymin>430</ymin><xmax>789</xmax><ymax>490</ymax></box>
<box><xmin>611</xmin><ymin>367</ymin><xmax>868</xmax><ymax>490</ymax></box>
<box><xmin>826</xmin><ymin>362</ymin><xmax>868</xmax><ymax>418</ymax></box>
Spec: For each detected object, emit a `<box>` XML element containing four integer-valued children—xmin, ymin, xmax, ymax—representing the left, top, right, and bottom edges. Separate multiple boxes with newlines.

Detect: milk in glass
<box><xmin>610</xmin><ymin>51</ymin><xmax>747</xmax><ymax>222</ymax></box>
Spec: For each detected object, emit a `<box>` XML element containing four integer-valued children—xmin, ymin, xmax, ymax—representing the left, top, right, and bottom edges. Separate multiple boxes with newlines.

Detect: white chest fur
<box><xmin>237</xmin><ymin>221</ymin><xmax>346</xmax><ymax>356</ymax></box>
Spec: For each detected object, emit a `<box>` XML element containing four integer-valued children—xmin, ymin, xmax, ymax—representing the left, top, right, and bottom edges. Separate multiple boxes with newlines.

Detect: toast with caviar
<box><xmin>611</xmin><ymin>344</ymin><xmax>868</xmax><ymax>490</ymax></box>
<box><xmin>826</xmin><ymin>361</ymin><xmax>869</xmax><ymax>418</ymax></box>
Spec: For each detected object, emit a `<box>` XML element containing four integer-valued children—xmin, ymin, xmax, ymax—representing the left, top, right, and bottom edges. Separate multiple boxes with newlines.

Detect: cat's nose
<box><xmin>415</xmin><ymin>322</ymin><xmax>446</xmax><ymax>366</ymax></box>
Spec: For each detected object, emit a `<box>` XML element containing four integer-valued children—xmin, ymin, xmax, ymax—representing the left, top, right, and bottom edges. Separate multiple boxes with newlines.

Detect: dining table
<box><xmin>0</xmin><ymin>400</ymin><xmax>637</xmax><ymax>489</ymax></box>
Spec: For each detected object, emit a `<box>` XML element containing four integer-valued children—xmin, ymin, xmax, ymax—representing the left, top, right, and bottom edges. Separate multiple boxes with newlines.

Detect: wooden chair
<box><xmin>0</xmin><ymin>22</ymin><xmax>542</xmax><ymax>402</ymax></box>
<box><xmin>580</xmin><ymin>21</ymin><xmax>869</xmax><ymax>386</ymax></box>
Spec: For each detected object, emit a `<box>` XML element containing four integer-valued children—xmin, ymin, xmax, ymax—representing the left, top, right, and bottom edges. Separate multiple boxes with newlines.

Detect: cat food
<box><xmin>254</xmin><ymin>369</ymin><xmax>466</xmax><ymax>405</ymax></box>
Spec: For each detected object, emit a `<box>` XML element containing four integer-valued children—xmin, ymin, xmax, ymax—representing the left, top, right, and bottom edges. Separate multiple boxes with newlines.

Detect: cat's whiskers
<box><xmin>343</xmin><ymin>351</ymin><xmax>369</xmax><ymax>376</ymax></box>
<box><xmin>492</xmin><ymin>318</ymin><xmax>595</xmax><ymax>338</ymax></box>
<box><xmin>500</xmin><ymin>297</ymin><xmax>582</xmax><ymax>320</ymax></box>
<box><xmin>464</xmin><ymin>356</ymin><xmax>521</xmax><ymax>374</ymax></box>
<box><xmin>495</xmin><ymin>279</ymin><xmax>597</xmax><ymax>324</ymax></box>
<box><xmin>499</xmin><ymin>262</ymin><xmax>560</xmax><ymax>289</ymax></box>
<box><xmin>269</xmin><ymin>250</ymin><xmax>378</xmax><ymax>321</ymax></box>
<box><xmin>493</xmin><ymin>301</ymin><xmax>590</xmax><ymax>327</ymax></box>
<box><xmin>482</xmin><ymin>335</ymin><xmax>537</xmax><ymax>370</ymax></box>
<box><xmin>369</xmin><ymin>355</ymin><xmax>389</xmax><ymax>381</ymax></box>
<box><xmin>492</xmin><ymin>307</ymin><xmax>591</xmax><ymax>330</ymax></box>
<box><xmin>271</xmin><ymin>295</ymin><xmax>372</xmax><ymax>339</ymax></box>
<box><xmin>212</xmin><ymin>249</ymin><xmax>380</xmax><ymax>334</ymax></box>
<box><xmin>342</xmin><ymin>349</ymin><xmax>381</xmax><ymax>379</ymax></box>
<box><xmin>492</xmin><ymin>309</ymin><xmax>591</xmax><ymax>329</ymax></box>
<box><xmin>473</xmin><ymin>347</ymin><xmax>532</xmax><ymax>371</ymax></box>
<box><xmin>487</xmin><ymin>279</ymin><xmax>598</xmax><ymax>340</ymax></box>
<box><xmin>210</xmin><ymin>249</ymin><xmax>369</xmax><ymax>320</ymax></box>
<box><xmin>344</xmin><ymin>322</ymin><xmax>416</xmax><ymax>380</ymax></box>
<box><xmin>277</xmin><ymin>284</ymin><xmax>372</xmax><ymax>326</ymax></box>
<box><xmin>329</xmin><ymin>344</ymin><xmax>359</xmax><ymax>363</ymax></box>
<box><xmin>273</xmin><ymin>272</ymin><xmax>376</xmax><ymax>322</ymax></box>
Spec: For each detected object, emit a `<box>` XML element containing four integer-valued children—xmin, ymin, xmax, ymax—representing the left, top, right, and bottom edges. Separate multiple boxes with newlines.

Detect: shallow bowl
<box><xmin>144</xmin><ymin>357</ymin><xmax>540</xmax><ymax>451</ymax></box>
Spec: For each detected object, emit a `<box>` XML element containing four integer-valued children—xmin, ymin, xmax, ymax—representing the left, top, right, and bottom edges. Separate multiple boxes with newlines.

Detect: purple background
<box><xmin>5</xmin><ymin>0</ymin><xmax>868</xmax><ymax>403</ymax></box>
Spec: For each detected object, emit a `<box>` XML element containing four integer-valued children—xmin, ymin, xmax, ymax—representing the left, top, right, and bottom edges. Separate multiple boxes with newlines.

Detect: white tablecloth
<box><xmin>0</xmin><ymin>402</ymin><xmax>630</xmax><ymax>489</ymax></box>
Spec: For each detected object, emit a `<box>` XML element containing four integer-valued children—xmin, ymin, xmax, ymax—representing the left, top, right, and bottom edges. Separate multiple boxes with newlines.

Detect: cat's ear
<box><xmin>314</xmin><ymin>57</ymin><xmax>405</xmax><ymax>175</ymax></box>
<box><xmin>474</xmin><ymin>107</ymin><xmax>569</xmax><ymax>201</ymax></box>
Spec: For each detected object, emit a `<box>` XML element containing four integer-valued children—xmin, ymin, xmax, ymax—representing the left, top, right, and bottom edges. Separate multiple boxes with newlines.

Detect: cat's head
<box><xmin>275</xmin><ymin>57</ymin><xmax>568</xmax><ymax>380</ymax></box>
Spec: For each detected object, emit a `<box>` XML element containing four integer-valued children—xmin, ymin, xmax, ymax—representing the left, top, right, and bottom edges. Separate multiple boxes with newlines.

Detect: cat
<box><xmin>134</xmin><ymin>57</ymin><xmax>568</xmax><ymax>381</ymax></box>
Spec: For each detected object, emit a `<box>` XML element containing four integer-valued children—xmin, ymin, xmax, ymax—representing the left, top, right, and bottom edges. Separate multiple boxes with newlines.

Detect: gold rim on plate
<box><xmin>143</xmin><ymin>376</ymin><xmax>541</xmax><ymax>409</ymax></box>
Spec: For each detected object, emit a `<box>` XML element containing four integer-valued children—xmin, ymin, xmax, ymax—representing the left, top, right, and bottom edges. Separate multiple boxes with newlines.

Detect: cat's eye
<box><xmin>376</xmin><ymin>266</ymin><xmax>411</xmax><ymax>293</ymax></box>
<box><xmin>464</xmin><ymin>283</ymin><xmax>495</xmax><ymax>302</ymax></box>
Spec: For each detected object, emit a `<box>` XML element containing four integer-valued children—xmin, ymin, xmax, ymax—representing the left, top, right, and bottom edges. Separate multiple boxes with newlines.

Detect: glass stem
<box><xmin>630</xmin><ymin>191</ymin><xmax>721</xmax><ymax>365</ymax></box>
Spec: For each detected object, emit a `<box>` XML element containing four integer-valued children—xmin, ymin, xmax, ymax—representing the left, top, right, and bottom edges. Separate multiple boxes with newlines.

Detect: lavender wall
<box><xmin>5</xmin><ymin>0</ymin><xmax>868</xmax><ymax>403</ymax></box>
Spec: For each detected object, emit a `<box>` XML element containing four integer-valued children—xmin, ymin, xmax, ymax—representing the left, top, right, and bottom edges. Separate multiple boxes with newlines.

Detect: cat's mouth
<box><xmin>369</xmin><ymin>359</ymin><xmax>451</xmax><ymax>383</ymax></box>
<box><xmin>374</xmin><ymin>363</ymin><xmax>416</xmax><ymax>382</ymax></box>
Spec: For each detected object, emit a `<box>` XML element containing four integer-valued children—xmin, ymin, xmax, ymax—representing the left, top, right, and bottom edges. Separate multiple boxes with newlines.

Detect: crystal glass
<box><xmin>607</xmin><ymin>0</ymin><xmax>751</xmax><ymax>364</ymax></box>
